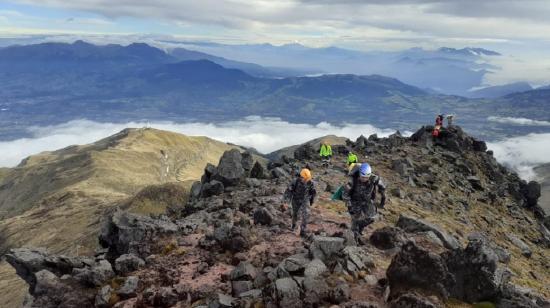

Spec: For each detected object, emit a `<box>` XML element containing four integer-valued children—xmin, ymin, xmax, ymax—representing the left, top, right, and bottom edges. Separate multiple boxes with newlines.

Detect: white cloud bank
<box><xmin>2</xmin><ymin>117</ymin><xmax>549</xmax><ymax>182</ymax></box>
<box><xmin>487</xmin><ymin>133</ymin><xmax>550</xmax><ymax>180</ymax></box>
<box><xmin>488</xmin><ymin>116</ymin><xmax>550</xmax><ymax>126</ymax></box>
<box><xmin>0</xmin><ymin>117</ymin><xmax>399</xmax><ymax>167</ymax></box>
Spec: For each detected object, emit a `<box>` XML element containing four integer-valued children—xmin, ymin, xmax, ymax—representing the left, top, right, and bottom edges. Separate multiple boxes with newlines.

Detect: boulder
<box><xmin>356</xmin><ymin>135</ymin><xmax>368</xmax><ymax>149</ymax></box>
<box><xmin>114</xmin><ymin>254</ymin><xmax>145</xmax><ymax>275</ymax></box>
<box><xmin>390</xmin><ymin>292</ymin><xmax>438</xmax><ymax>308</ymax></box>
<box><xmin>241</xmin><ymin>151</ymin><xmax>254</xmax><ymax>172</ymax></box>
<box><xmin>309</xmin><ymin>236</ymin><xmax>345</xmax><ymax>263</ymax></box>
<box><xmin>95</xmin><ymin>285</ymin><xmax>113</xmax><ymax>308</ymax></box>
<box><xmin>239</xmin><ymin>289</ymin><xmax>262</xmax><ymax>300</ymax></box>
<box><xmin>253</xmin><ymin>207</ymin><xmax>273</xmax><ymax>226</ymax></box>
<box><xmin>231</xmin><ymin>280</ymin><xmax>254</xmax><ymax>297</ymax></box>
<box><xmin>209</xmin><ymin>293</ymin><xmax>235</xmax><ymax>308</ymax></box>
<box><xmin>190</xmin><ymin>181</ymin><xmax>202</xmax><ymax>199</ymax></box>
<box><xmin>118</xmin><ymin>276</ymin><xmax>140</xmax><ymax>299</ymax></box>
<box><xmin>396</xmin><ymin>215</ymin><xmax>460</xmax><ymax>250</ymax></box>
<box><xmin>303</xmin><ymin>277</ymin><xmax>330</xmax><ymax>306</ymax></box>
<box><xmin>330</xmin><ymin>283</ymin><xmax>351</xmax><ymax>304</ymax></box>
<box><xmin>506</xmin><ymin>235</ymin><xmax>532</xmax><ymax>258</ymax></box>
<box><xmin>5</xmin><ymin>247</ymin><xmax>91</xmax><ymax>292</ymax></box>
<box><xmin>472</xmin><ymin>139</ymin><xmax>488</xmax><ymax>152</ymax></box>
<box><xmin>522</xmin><ymin>181</ymin><xmax>541</xmax><ymax>207</ymax></box>
<box><xmin>386</xmin><ymin>241</ymin><xmax>452</xmax><ymax>299</ymax></box>
<box><xmin>370</xmin><ymin>226</ymin><xmax>406</xmax><ymax>250</ymax></box>
<box><xmin>272</xmin><ymin>277</ymin><xmax>301</xmax><ymax>306</ymax></box>
<box><xmin>280</xmin><ymin>254</ymin><xmax>310</xmax><ymax>273</ymax></box>
<box><xmin>304</xmin><ymin>259</ymin><xmax>327</xmax><ymax>278</ymax></box>
<box><xmin>467</xmin><ymin>176</ymin><xmax>484</xmax><ymax>191</ymax></box>
<box><xmin>294</xmin><ymin>143</ymin><xmax>316</xmax><ymax>160</ymax></box>
<box><xmin>73</xmin><ymin>260</ymin><xmax>115</xmax><ymax>287</ymax></box>
<box><xmin>230</xmin><ymin>261</ymin><xmax>258</xmax><ymax>281</ymax></box>
<box><xmin>443</xmin><ymin>238</ymin><xmax>509</xmax><ymax>302</ymax></box>
<box><xmin>271</xmin><ymin>167</ymin><xmax>290</xmax><ymax>179</ymax></box>
<box><xmin>34</xmin><ymin>270</ymin><xmax>62</xmax><ymax>296</ymax></box>
<box><xmin>215</xmin><ymin>149</ymin><xmax>245</xmax><ymax>186</ymax></box>
<box><xmin>99</xmin><ymin>210</ymin><xmax>178</xmax><ymax>260</ymax></box>
<box><xmin>203</xmin><ymin>163</ymin><xmax>219</xmax><ymax>182</ymax></box>
<box><xmin>340</xmin><ymin>246</ymin><xmax>374</xmax><ymax>275</ymax></box>
<box><xmin>201</xmin><ymin>180</ymin><xmax>225</xmax><ymax>197</ymax></box>
<box><xmin>250</xmin><ymin>161</ymin><xmax>267</xmax><ymax>179</ymax></box>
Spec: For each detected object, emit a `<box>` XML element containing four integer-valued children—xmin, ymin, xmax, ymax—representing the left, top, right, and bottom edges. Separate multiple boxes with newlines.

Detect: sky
<box><xmin>1</xmin><ymin>1</ymin><xmax>550</xmax><ymax>85</ymax></box>
<box><xmin>2</xmin><ymin>0</ymin><xmax>550</xmax><ymax>51</ymax></box>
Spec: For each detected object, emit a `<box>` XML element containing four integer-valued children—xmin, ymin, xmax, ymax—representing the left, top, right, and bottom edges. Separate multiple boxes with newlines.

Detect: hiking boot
<box><xmin>299</xmin><ymin>230</ymin><xmax>307</xmax><ymax>238</ymax></box>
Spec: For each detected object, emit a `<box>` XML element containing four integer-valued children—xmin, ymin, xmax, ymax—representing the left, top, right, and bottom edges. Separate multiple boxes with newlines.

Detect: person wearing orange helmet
<box><xmin>283</xmin><ymin>168</ymin><xmax>317</xmax><ymax>237</ymax></box>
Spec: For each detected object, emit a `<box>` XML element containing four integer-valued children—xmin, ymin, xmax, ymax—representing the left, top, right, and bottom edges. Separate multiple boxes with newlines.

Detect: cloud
<box><xmin>488</xmin><ymin>116</ymin><xmax>550</xmax><ymax>126</ymax></box>
<box><xmin>488</xmin><ymin>133</ymin><xmax>550</xmax><ymax>180</ymax></box>
<box><xmin>10</xmin><ymin>0</ymin><xmax>550</xmax><ymax>44</ymax></box>
<box><xmin>3</xmin><ymin>116</ymin><xmax>549</xmax><ymax>183</ymax></box>
<box><xmin>0</xmin><ymin>117</ymin><xmax>399</xmax><ymax>167</ymax></box>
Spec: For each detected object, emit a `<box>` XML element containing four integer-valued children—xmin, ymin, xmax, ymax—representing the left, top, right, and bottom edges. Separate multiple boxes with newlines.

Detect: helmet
<box><xmin>300</xmin><ymin>168</ymin><xmax>312</xmax><ymax>182</ymax></box>
<box><xmin>359</xmin><ymin>163</ymin><xmax>372</xmax><ymax>177</ymax></box>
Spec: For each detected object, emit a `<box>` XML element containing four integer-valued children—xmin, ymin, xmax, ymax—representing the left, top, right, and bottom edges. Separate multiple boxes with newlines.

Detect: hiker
<box><xmin>435</xmin><ymin>114</ymin><xmax>444</xmax><ymax>126</ymax></box>
<box><xmin>446</xmin><ymin>114</ymin><xmax>454</xmax><ymax>126</ymax></box>
<box><xmin>283</xmin><ymin>168</ymin><xmax>317</xmax><ymax>237</ymax></box>
<box><xmin>432</xmin><ymin>114</ymin><xmax>444</xmax><ymax>138</ymax></box>
<box><xmin>319</xmin><ymin>141</ymin><xmax>332</xmax><ymax>162</ymax></box>
<box><xmin>343</xmin><ymin>163</ymin><xmax>386</xmax><ymax>242</ymax></box>
<box><xmin>347</xmin><ymin>151</ymin><xmax>358</xmax><ymax>166</ymax></box>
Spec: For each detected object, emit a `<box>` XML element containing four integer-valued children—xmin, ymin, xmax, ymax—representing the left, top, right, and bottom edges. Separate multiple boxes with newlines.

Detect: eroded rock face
<box><xmin>387</xmin><ymin>241</ymin><xmax>453</xmax><ymax>299</ymax></box>
<box><xmin>214</xmin><ymin>149</ymin><xmax>245</xmax><ymax>186</ymax></box>
<box><xmin>99</xmin><ymin>209</ymin><xmax>178</xmax><ymax>260</ymax></box>
<box><xmin>5</xmin><ymin>248</ymin><xmax>92</xmax><ymax>292</ymax></box>
<box><xmin>370</xmin><ymin>226</ymin><xmax>406</xmax><ymax>250</ymax></box>
<box><xmin>387</xmin><ymin>237</ymin><xmax>527</xmax><ymax>305</ymax></box>
<box><xmin>443</xmin><ymin>238</ymin><xmax>508</xmax><ymax>303</ymax></box>
<box><xmin>396</xmin><ymin>214</ymin><xmax>460</xmax><ymax>250</ymax></box>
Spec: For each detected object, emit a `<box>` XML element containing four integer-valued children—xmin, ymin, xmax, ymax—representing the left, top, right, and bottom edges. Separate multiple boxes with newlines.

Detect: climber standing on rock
<box><xmin>283</xmin><ymin>168</ymin><xmax>317</xmax><ymax>237</ymax></box>
<box><xmin>343</xmin><ymin>163</ymin><xmax>386</xmax><ymax>243</ymax></box>
<box><xmin>347</xmin><ymin>150</ymin><xmax>358</xmax><ymax>166</ymax></box>
<box><xmin>319</xmin><ymin>141</ymin><xmax>332</xmax><ymax>162</ymax></box>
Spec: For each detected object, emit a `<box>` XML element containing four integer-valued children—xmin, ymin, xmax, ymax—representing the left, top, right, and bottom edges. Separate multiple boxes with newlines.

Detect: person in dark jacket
<box><xmin>283</xmin><ymin>168</ymin><xmax>317</xmax><ymax>237</ymax></box>
<box><xmin>343</xmin><ymin>163</ymin><xmax>386</xmax><ymax>242</ymax></box>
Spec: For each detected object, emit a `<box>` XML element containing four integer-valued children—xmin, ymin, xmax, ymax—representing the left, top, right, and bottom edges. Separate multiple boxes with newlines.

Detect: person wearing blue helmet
<box><xmin>343</xmin><ymin>162</ymin><xmax>387</xmax><ymax>242</ymax></box>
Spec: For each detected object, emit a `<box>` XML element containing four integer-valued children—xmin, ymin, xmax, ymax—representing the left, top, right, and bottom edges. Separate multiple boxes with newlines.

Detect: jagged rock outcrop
<box><xmin>6</xmin><ymin>126</ymin><xmax>548</xmax><ymax>308</ymax></box>
<box><xmin>396</xmin><ymin>214</ymin><xmax>460</xmax><ymax>250</ymax></box>
<box><xmin>99</xmin><ymin>210</ymin><xmax>178</xmax><ymax>261</ymax></box>
<box><xmin>387</xmin><ymin>237</ymin><xmax>548</xmax><ymax>307</ymax></box>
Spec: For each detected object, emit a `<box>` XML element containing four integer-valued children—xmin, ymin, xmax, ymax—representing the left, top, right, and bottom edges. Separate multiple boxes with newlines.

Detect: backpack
<box><xmin>331</xmin><ymin>185</ymin><xmax>344</xmax><ymax>201</ymax></box>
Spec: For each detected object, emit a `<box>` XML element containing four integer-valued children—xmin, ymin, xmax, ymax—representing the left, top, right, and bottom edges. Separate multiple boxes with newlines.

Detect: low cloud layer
<box><xmin>488</xmin><ymin>116</ymin><xmax>550</xmax><ymax>126</ymax></box>
<box><xmin>3</xmin><ymin>117</ymin><xmax>549</xmax><ymax>182</ymax></box>
<box><xmin>0</xmin><ymin>117</ymin><xmax>399</xmax><ymax>167</ymax></box>
<box><xmin>487</xmin><ymin>133</ymin><xmax>550</xmax><ymax>180</ymax></box>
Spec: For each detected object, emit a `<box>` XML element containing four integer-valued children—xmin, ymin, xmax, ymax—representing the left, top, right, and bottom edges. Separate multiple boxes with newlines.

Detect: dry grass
<box><xmin>0</xmin><ymin>128</ymin><xmax>239</xmax><ymax>305</ymax></box>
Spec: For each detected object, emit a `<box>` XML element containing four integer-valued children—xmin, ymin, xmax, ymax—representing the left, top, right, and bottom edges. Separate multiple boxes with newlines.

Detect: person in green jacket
<box><xmin>319</xmin><ymin>141</ymin><xmax>332</xmax><ymax>161</ymax></box>
<box><xmin>347</xmin><ymin>151</ymin><xmax>358</xmax><ymax>166</ymax></box>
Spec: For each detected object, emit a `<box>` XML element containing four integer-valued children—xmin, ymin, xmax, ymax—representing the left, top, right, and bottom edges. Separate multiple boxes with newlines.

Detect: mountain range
<box><xmin>172</xmin><ymin>42</ymin><xmax>501</xmax><ymax>95</ymax></box>
<box><xmin>1</xmin><ymin>41</ymin><xmax>549</xmax><ymax>142</ymax></box>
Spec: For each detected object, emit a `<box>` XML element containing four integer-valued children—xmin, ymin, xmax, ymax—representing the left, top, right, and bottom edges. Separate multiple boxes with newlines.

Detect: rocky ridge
<box><xmin>5</xmin><ymin>125</ymin><xmax>550</xmax><ymax>307</ymax></box>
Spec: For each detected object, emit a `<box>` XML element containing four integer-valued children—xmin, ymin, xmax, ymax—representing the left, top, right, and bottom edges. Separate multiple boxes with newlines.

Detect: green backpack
<box><xmin>331</xmin><ymin>185</ymin><xmax>344</xmax><ymax>201</ymax></box>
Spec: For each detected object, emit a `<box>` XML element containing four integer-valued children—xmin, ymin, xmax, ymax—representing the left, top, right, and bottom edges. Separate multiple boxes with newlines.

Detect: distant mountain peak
<box><xmin>438</xmin><ymin>47</ymin><xmax>501</xmax><ymax>56</ymax></box>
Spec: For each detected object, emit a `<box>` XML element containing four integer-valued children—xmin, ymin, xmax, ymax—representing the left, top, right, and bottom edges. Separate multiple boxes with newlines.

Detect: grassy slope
<box><xmin>0</xmin><ymin>128</ymin><xmax>238</xmax><ymax>307</ymax></box>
